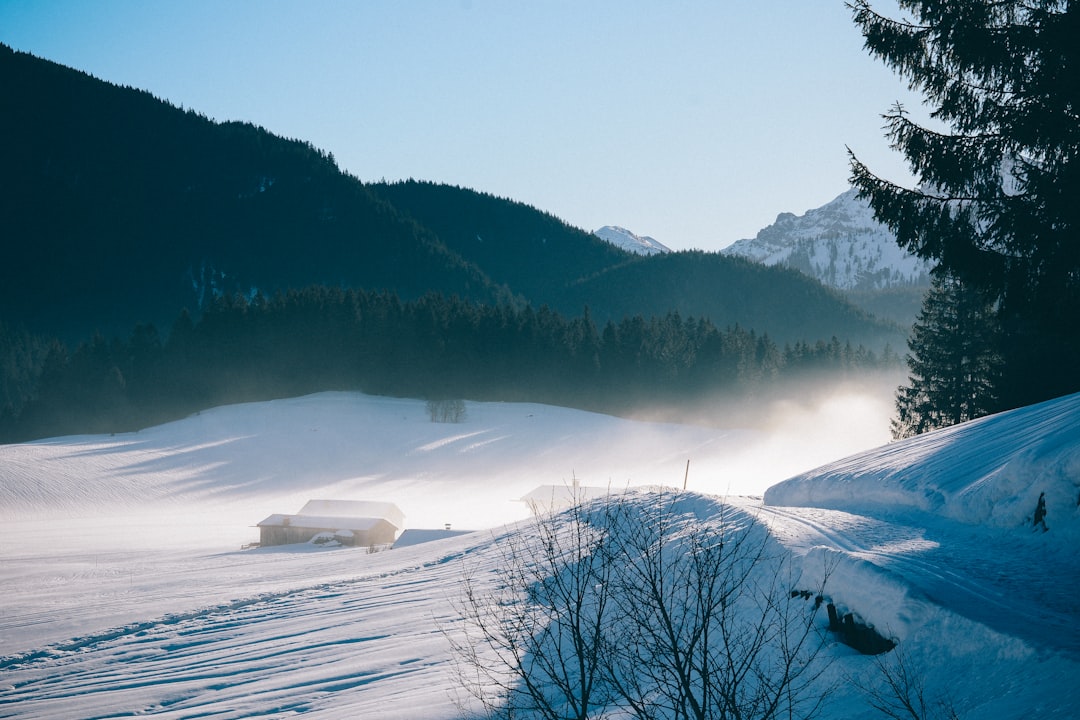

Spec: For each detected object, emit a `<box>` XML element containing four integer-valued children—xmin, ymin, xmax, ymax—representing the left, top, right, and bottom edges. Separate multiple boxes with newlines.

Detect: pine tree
<box><xmin>892</xmin><ymin>270</ymin><xmax>1002</xmax><ymax>439</ymax></box>
<box><xmin>849</xmin><ymin>1</ymin><xmax>1080</xmax><ymax>411</ymax></box>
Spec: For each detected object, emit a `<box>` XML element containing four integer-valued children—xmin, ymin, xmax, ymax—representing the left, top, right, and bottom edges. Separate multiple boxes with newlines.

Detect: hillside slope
<box><xmin>0</xmin><ymin>45</ymin><xmax>505</xmax><ymax>340</ymax></box>
<box><xmin>565</xmin><ymin>250</ymin><xmax>906</xmax><ymax>348</ymax></box>
<box><xmin>368</xmin><ymin>180</ymin><xmax>631</xmax><ymax>303</ymax></box>
<box><xmin>2</xmin><ymin>44</ymin><xmax>908</xmax><ymax>353</ymax></box>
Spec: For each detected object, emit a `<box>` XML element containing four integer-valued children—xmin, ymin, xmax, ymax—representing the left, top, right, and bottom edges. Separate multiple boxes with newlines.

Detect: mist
<box><xmin>1</xmin><ymin>373</ymin><xmax>903</xmax><ymax>534</ymax></box>
<box><xmin>627</xmin><ymin>369</ymin><xmax>904</xmax><ymax>498</ymax></box>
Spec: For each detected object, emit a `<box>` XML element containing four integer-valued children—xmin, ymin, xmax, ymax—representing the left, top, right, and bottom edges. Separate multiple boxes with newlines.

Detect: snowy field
<box><xmin>1</xmin><ymin>390</ymin><xmax>1078</xmax><ymax>718</ymax></box>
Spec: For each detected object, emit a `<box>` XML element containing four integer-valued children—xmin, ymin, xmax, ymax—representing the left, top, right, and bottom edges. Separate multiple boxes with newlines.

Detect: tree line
<box><xmin>0</xmin><ymin>287</ymin><xmax>898</xmax><ymax>443</ymax></box>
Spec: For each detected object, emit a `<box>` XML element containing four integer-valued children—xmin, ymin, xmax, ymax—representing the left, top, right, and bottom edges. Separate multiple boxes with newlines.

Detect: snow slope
<box><xmin>593</xmin><ymin>225</ymin><xmax>671</xmax><ymax>256</ymax></box>
<box><xmin>1</xmin><ymin>391</ymin><xmax>1078</xmax><ymax>718</ymax></box>
<box><xmin>723</xmin><ymin>188</ymin><xmax>931</xmax><ymax>290</ymax></box>
<box><xmin>760</xmin><ymin>391</ymin><xmax>1080</xmax><ymax>678</ymax></box>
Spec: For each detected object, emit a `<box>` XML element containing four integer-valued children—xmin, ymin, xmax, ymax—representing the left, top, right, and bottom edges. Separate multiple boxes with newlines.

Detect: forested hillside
<box><xmin>369</xmin><ymin>182</ymin><xmax>904</xmax><ymax>347</ymax></box>
<box><xmin>1</xmin><ymin>44</ymin><xmax>906</xmax><ymax>440</ymax></box>
<box><xmin>368</xmin><ymin>180</ymin><xmax>632</xmax><ymax>303</ymax></box>
<box><xmin>564</xmin><ymin>251</ymin><xmax>903</xmax><ymax>348</ymax></box>
<box><xmin>0</xmin><ymin>44</ymin><xmax>506</xmax><ymax>341</ymax></box>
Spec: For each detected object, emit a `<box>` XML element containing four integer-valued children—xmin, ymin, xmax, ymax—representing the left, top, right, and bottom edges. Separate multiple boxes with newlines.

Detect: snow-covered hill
<box><xmin>594</xmin><ymin>225</ymin><xmax>671</xmax><ymax>256</ymax></box>
<box><xmin>1</xmin><ymin>391</ymin><xmax>1077</xmax><ymax>718</ymax></box>
<box><xmin>723</xmin><ymin>189</ymin><xmax>932</xmax><ymax>290</ymax></box>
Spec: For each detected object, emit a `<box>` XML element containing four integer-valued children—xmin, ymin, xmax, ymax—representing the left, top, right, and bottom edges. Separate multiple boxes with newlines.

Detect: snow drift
<box><xmin>765</xmin><ymin>391</ymin><xmax>1080</xmax><ymax>535</ymax></box>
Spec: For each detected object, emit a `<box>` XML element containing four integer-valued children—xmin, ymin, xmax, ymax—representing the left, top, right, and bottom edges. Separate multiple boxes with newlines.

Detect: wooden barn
<box><xmin>256</xmin><ymin>499</ymin><xmax>404</xmax><ymax>548</ymax></box>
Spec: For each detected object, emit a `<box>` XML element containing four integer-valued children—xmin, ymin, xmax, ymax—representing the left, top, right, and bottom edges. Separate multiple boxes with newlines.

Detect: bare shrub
<box><xmin>449</xmin><ymin>490</ymin><xmax>617</xmax><ymax>719</ymax></box>
<box><xmin>604</xmin><ymin>492</ymin><xmax>831</xmax><ymax>720</ymax></box>
<box><xmin>857</xmin><ymin>645</ymin><xmax>960</xmax><ymax>720</ymax></box>
<box><xmin>427</xmin><ymin>398</ymin><xmax>467</xmax><ymax>423</ymax></box>
<box><xmin>452</xmin><ymin>489</ymin><xmax>832</xmax><ymax>719</ymax></box>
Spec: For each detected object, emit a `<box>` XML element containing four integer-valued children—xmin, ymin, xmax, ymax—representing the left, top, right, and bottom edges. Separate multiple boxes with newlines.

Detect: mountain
<box><xmin>593</xmin><ymin>225</ymin><xmax>671</xmax><ymax>256</ymax></box>
<box><xmin>722</xmin><ymin>189</ymin><xmax>932</xmax><ymax>327</ymax></box>
<box><xmin>361</xmin><ymin>184</ymin><xmax>901</xmax><ymax>345</ymax></box>
<box><xmin>723</xmin><ymin>189</ymin><xmax>932</xmax><ymax>291</ymax></box>
<box><xmin>0</xmin><ymin>44</ymin><xmax>507</xmax><ymax>341</ymax></box>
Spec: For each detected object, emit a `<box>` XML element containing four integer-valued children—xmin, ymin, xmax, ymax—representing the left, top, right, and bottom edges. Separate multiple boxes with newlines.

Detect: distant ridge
<box><xmin>723</xmin><ymin>189</ymin><xmax>931</xmax><ymax>291</ymax></box>
<box><xmin>593</xmin><ymin>226</ymin><xmax>671</xmax><ymax>256</ymax></box>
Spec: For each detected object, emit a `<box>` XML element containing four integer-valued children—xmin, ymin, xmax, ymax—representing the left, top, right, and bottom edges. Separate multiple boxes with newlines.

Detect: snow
<box><xmin>593</xmin><ymin>225</ymin><xmax>672</xmax><ymax>256</ymax></box>
<box><xmin>1</xmin><ymin>390</ymin><xmax>1078</xmax><ymax>718</ymax></box>
<box><xmin>723</xmin><ymin>188</ymin><xmax>932</xmax><ymax>290</ymax></box>
<box><xmin>764</xmin><ymin>391</ymin><xmax>1080</xmax><ymax>533</ymax></box>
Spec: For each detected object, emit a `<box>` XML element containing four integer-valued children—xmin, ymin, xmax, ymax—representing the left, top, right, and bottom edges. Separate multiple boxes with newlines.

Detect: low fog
<box><xmin>1</xmin><ymin>371</ymin><xmax>903</xmax><ymax>536</ymax></box>
<box><xmin>621</xmin><ymin>369</ymin><xmax>905</xmax><ymax>493</ymax></box>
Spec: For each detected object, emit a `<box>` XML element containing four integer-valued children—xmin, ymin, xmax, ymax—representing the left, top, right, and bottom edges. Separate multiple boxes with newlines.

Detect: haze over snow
<box><xmin>1</xmin><ymin>390</ymin><xmax>1077</xmax><ymax>718</ymax></box>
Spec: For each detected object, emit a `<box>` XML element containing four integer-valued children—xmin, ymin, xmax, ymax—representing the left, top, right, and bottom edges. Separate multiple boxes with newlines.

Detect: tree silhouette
<box><xmin>892</xmin><ymin>270</ymin><xmax>1002</xmax><ymax>439</ymax></box>
<box><xmin>849</xmin><ymin>0</ymin><xmax>1080</xmax><ymax>412</ymax></box>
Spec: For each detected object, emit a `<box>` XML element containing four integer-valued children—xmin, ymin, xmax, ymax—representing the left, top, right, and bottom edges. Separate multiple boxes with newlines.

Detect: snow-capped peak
<box><xmin>722</xmin><ymin>189</ymin><xmax>931</xmax><ymax>290</ymax></box>
<box><xmin>594</xmin><ymin>225</ymin><xmax>671</xmax><ymax>256</ymax></box>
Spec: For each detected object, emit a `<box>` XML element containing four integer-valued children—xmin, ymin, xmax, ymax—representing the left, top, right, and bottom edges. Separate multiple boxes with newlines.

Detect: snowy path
<box><xmin>752</xmin><ymin>502</ymin><xmax>1080</xmax><ymax>657</ymax></box>
<box><xmin>0</xmin><ymin>534</ymin><xmax>492</xmax><ymax>720</ymax></box>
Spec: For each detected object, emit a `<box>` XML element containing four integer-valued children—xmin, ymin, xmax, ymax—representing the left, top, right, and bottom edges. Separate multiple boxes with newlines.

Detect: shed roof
<box><xmin>519</xmin><ymin>484</ymin><xmax>670</xmax><ymax>514</ymax></box>
<box><xmin>393</xmin><ymin>528</ymin><xmax>475</xmax><ymax>549</ymax></box>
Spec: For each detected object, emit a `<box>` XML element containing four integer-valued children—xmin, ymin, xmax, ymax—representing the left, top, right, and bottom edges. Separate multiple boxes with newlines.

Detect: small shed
<box><xmin>257</xmin><ymin>499</ymin><xmax>404</xmax><ymax>548</ymax></box>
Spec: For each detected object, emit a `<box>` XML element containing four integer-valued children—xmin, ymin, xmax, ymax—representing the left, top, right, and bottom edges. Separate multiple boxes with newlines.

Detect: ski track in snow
<box><xmin>751</xmin><ymin>502</ymin><xmax>1080</xmax><ymax>655</ymax></box>
<box><xmin>0</xmin><ymin>535</ymin><xmax>493</xmax><ymax>720</ymax></box>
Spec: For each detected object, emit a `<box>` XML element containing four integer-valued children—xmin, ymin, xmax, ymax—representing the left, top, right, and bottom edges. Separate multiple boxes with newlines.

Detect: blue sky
<box><xmin>1</xmin><ymin>0</ymin><xmax>922</xmax><ymax>251</ymax></box>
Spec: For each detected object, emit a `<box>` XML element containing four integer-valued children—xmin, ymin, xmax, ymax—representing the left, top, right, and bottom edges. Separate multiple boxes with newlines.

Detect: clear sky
<box><xmin>0</xmin><ymin>0</ymin><xmax>923</xmax><ymax>251</ymax></box>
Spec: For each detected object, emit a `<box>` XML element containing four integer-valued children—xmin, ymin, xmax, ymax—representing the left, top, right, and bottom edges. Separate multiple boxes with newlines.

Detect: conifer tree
<box><xmin>892</xmin><ymin>270</ymin><xmax>1002</xmax><ymax>439</ymax></box>
<box><xmin>849</xmin><ymin>1</ymin><xmax>1080</xmax><ymax>411</ymax></box>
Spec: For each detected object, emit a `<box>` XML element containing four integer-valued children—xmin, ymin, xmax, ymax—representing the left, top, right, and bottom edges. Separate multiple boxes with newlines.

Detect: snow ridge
<box><xmin>764</xmin><ymin>391</ymin><xmax>1080</xmax><ymax>534</ymax></box>
<box><xmin>593</xmin><ymin>225</ymin><xmax>671</xmax><ymax>256</ymax></box>
<box><xmin>723</xmin><ymin>189</ymin><xmax>931</xmax><ymax>290</ymax></box>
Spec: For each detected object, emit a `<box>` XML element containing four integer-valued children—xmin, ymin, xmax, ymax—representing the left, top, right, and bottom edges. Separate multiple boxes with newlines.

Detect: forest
<box><xmin>0</xmin><ymin>287</ymin><xmax>898</xmax><ymax>443</ymax></box>
<box><xmin>1</xmin><ymin>43</ymin><xmax>902</xmax><ymax>349</ymax></box>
